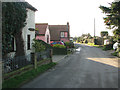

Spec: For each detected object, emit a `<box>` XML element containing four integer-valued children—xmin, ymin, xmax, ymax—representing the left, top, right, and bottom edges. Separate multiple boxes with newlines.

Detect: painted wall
<box><xmin>45</xmin><ymin>26</ymin><xmax>50</xmax><ymax>44</ymax></box>
<box><xmin>22</xmin><ymin>8</ymin><xmax>35</xmax><ymax>57</ymax></box>
<box><xmin>60</xmin><ymin>38</ymin><xmax>69</xmax><ymax>42</ymax></box>
<box><xmin>36</xmin><ymin>36</ymin><xmax>45</xmax><ymax>42</ymax></box>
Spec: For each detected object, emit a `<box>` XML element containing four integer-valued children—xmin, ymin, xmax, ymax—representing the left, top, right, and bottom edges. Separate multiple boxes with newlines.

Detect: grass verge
<box><xmin>111</xmin><ymin>52</ymin><xmax>118</xmax><ymax>56</ymax></box>
<box><xmin>2</xmin><ymin>62</ymin><xmax>56</xmax><ymax>88</ymax></box>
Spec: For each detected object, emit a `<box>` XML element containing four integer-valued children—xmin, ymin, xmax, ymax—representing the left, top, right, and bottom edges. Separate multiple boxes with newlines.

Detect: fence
<box><xmin>53</xmin><ymin>47</ymin><xmax>67</xmax><ymax>55</ymax></box>
<box><xmin>3</xmin><ymin>49</ymin><xmax>52</xmax><ymax>74</ymax></box>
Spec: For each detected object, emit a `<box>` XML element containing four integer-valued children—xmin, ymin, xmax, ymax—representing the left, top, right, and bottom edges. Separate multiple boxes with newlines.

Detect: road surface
<box><xmin>21</xmin><ymin>44</ymin><xmax>118</xmax><ymax>88</ymax></box>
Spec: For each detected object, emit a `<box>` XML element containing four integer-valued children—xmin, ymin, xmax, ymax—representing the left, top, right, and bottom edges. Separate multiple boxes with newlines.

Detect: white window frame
<box><xmin>61</xmin><ymin>32</ymin><xmax>64</xmax><ymax>37</ymax></box>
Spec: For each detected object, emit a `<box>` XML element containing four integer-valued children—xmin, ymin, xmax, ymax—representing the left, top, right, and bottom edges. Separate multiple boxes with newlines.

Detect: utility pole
<box><xmin>94</xmin><ymin>18</ymin><xmax>96</xmax><ymax>38</ymax></box>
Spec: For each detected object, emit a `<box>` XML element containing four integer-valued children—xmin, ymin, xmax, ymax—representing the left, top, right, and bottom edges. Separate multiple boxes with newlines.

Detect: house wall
<box><xmin>45</xmin><ymin>26</ymin><xmax>50</xmax><ymax>44</ymax></box>
<box><xmin>36</xmin><ymin>36</ymin><xmax>45</xmax><ymax>42</ymax></box>
<box><xmin>22</xmin><ymin>8</ymin><xmax>35</xmax><ymax>57</ymax></box>
<box><xmin>60</xmin><ymin>38</ymin><xmax>69</xmax><ymax>42</ymax></box>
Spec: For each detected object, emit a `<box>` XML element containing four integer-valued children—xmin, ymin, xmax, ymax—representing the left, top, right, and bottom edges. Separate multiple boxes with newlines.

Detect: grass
<box><xmin>2</xmin><ymin>62</ymin><xmax>56</xmax><ymax>88</ymax></box>
<box><xmin>111</xmin><ymin>52</ymin><xmax>118</xmax><ymax>56</ymax></box>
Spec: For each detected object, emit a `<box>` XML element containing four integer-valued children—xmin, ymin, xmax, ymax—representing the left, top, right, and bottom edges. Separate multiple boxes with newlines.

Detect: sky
<box><xmin>25</xmin><ymin>0</ymin><xmax>114</xmax><ymax>37</ymax></box>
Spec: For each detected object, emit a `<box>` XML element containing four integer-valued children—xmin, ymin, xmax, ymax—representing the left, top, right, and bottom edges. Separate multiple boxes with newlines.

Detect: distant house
<box><xmin>7</xmin><ymin>2</ymin><xmax>37</xmax><ymax>60</ymax></box>
<box><xmin>35</xmin><ymin>23</ymin><xmax>50</xmax><ymax>44</ymax></box>
<box><xmin>49</xmin><ymin>22</ymin><xmax>70</xmax><ymax>43</ymax></box>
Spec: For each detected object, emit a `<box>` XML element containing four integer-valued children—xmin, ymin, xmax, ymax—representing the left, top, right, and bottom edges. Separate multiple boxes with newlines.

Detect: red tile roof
<box><xmin>49</xmin><ymin>25</ymin><xmax>68</xmax><ymax>41</ymax></box>
<box><xmin>35</xmin><ymin>23</ymin><xmax>48</xmax><ymax>35</ymax></box>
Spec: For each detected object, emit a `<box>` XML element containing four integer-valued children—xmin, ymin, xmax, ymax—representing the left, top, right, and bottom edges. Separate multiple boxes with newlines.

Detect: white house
<box><xmin>7</xmin><ymin>2</ymin><xmax>37</xmax><ymax>61</ymax></box>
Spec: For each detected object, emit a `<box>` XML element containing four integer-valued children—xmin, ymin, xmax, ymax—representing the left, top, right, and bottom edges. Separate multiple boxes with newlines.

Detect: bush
<box><xmin>102</xmin><ymin>44</ymin><xmax>113</xmax><ymax>50</ymax></box>
<box><xmin>85</xmin><ymin>40</ymin><xmax>88</xmax><ymax>43</ymax></box>
<box><xmin>32</xmin><ymin>39</ymin><xmax>46</xmax><ymax>52</ymax></box>
<box><xmin>65</xmin><ymin>41</ymin><xmax>74</xmax><ymax>48</ymax></box>
<box><xmin>53</xmin><ymin>44</ymin><xmax>66</xmax><ymax>48</ymax></box>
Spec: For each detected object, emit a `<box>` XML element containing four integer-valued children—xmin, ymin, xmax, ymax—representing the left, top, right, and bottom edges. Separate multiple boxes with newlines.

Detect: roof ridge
<box><xmin>36</xmin><ymin>23</ymin><xmax>48</xmax><ymax>25</ymax></box>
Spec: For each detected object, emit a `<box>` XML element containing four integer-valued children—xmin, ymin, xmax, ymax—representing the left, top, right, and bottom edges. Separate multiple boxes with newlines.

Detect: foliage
<box><xmin>2</xmin><ymin>62</ymin><xmax>56</xmax><ymax>88</ymax></box>
<box><xmin>53</xmin><ymin>44</ymin><xmax>66</xmax><ymax>48</ymax></box>
<box><xmin>99</xmin><ymin>1</ymin><xmax>120</xmax><ymax>52</ymax></box>
<box><xmin>65</xmin><ymin>41</ymin><xmax>74</xmax><ymax>48</ymax></box>
<box><xmin>75</xmin><ymin>33</ymin><xmax>93</xmax><ymax>43</ymax></box>
<box><xmin>100</xmin><ymin>31</ymin><xmax>108</xmax><ymax>37</ymax></box>
<box><xmin>111</xmin><ymin>51</ymin><xmax>117</xmax><ymax>56</ymax></box>
<box><xmin>102</xmin><ymin>44</ymin><xmax>113</xmax><ymax>50</ymax></box>
<box><xmin>32</xmin><ymin>39</ymin><xmax>46</xmax><ymax>52</ymax></box>
<box><xmin>2</xmin><ymin>2</ymin><xmax>27</xmax><ymax>57</ymax></box>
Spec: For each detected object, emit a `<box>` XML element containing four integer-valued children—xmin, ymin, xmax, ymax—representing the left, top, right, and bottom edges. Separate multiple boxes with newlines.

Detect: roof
<box><xmin>35</xmin><ymin>23</ymin><xmax>48</xmax><ymax>35</ymax></box>
<box><xmin>24</xmin><ymin>2</ymin><xmax>37</xmax><ymax>11</ymax></box>
<box><xmin>49</xmin><ymin>25</ymin><xmax>68</xmax><ymax>41</ymax></box>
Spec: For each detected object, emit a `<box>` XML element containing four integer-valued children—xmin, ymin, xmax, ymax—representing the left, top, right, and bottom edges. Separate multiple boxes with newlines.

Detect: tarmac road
<box><xmin>21</xmin><ymin>44</ymin><xmax>118</xmax><ymax>88</ymax></box>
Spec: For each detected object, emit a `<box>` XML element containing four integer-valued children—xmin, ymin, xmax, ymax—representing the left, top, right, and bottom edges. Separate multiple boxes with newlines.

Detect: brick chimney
<box><xmin>67</xmin><ymin>22</ymin><xmax>70</xmax><ymax>40</ymax></box>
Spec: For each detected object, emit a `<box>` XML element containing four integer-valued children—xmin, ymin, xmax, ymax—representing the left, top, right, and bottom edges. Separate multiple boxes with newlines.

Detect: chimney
<box><xmin>67</xmin><ymin>22</ymin><xmax>70</xmax><ymax>40</ymax></box>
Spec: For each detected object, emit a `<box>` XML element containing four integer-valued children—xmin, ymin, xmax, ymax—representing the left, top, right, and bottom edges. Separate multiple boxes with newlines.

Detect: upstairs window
<box><xmin>61</xmin><ymin>32</ymin><xmax>68</xmax><ymax>37</ymax></box>
<box><xmin>61</xmin><ymin>32</ymin><xmax>64</xmax><ymax>37</ymax></box>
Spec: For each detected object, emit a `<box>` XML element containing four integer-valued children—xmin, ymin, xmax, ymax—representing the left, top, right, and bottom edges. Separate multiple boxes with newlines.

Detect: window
<box><xmin>61</xmin><ymin>32</ymin><xmax>64</xmax><ymax>37</ymax></box>
<box><xmin>61</xmin><ymin>32</ymin><xmax>68</xmax><ymax>37</ymax></box>
<box><xmin>11</xmin><ymin>37</ymin><xmax>14</xmax><ymax>51</ymax></box>
<box><xmin>27</xmin><ymin>35</ymin><xmax>30</xmax><ymax>50</ymax></box>
<box><xmin>47</xmin><ymin>35</ymin><xmax>49</xmax><ymax>43</ymax></box>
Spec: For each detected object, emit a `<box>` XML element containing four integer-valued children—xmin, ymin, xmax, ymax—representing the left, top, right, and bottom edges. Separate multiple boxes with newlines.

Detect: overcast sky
<box><xmin>25</xmin><ymin>0</ymin><xmax>114</xmax><ymax>37</ymax></box>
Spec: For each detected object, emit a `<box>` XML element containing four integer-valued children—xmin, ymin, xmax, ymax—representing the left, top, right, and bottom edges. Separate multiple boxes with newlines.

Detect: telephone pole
<box><xmin>94</xmin><ymin>18</ymin><xmax>96</xmax><ymax>38</ymax></box>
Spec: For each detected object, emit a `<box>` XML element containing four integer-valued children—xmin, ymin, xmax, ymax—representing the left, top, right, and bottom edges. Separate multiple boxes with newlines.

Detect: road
<box><xmin>21</xmin><ymin>44</ymin><xmax>118</xmax><ymax>88</ymax></box>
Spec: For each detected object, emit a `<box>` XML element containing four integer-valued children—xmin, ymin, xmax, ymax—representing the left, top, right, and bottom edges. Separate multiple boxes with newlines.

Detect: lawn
<box><xmin>2</xmin><ymin>62</ymin><xmax>56</xmax><ymax>88</ymax></box>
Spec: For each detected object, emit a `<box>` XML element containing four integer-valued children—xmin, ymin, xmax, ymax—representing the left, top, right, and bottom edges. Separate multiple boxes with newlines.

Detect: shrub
<box><xmin>32</xmin><ymin>39</ymin><xmax>46</xmax><ymax>52</ymax></box>
<box><xmin>102</xmin><ymin>44</ymin><xmax>113</xmax><ymax>50</ymax></box>
<box><xmin>65</xmin><ymin>41</ymin><xmax>74</xmax><ymax>48</ymax></box>
<box><xmin>85</xmin><ymin>40</ymin><xmax>88</xmax><ymax>43</ymax></box>
<box><xmin>53</xmin><ymin>44</ymin><xmax>66</xmax><ymax>48</ymax></box>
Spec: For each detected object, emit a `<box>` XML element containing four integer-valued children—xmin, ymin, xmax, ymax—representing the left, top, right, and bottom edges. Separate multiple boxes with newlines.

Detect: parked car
<box><xmin>50</xmin><ymin>41</ymin><xmax>64</xmax><ymax>46</ymax></box>
<box><xmin>113</xmin><ymin>42</ymin><xmax>120</xmax><ymax>51</ymax></box>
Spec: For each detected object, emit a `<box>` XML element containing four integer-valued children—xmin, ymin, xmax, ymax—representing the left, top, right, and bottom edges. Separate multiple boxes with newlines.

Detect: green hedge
<box><xmin>53</xmin><ymin>44</ymin><xmax>66</xmax><ymax>48</ymax></box>
<box><xmin>103</xmin><ymin>44</ymin><xmax>113</xmax><ymax>50</ymax></box>
<box><xmin>53</xmin><ymin>47</ymin><xmax>67</xmax><ymax>55</ymax></box>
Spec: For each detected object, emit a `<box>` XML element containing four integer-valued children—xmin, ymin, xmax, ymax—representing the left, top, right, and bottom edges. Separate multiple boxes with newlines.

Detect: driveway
<box><xmin>21</xmin><ymin>44</ymin><xmax>118</xmax><ymax>88</ymax></box>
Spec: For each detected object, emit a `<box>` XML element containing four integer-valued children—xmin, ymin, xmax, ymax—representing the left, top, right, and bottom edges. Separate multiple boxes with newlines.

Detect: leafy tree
<box><xmin>100</xmin><ymin>1</ymin><xmax>120</xmax><ymax>52</ymax></box>
<box><xmin>100</xmin><ymin>31</ymin><xmax>108</xmax><ymax>37</ymax></box>
<box><xmin>2</xmin><ymin>2</ymin><xmax>27</xmax><ymax>57</ymax></box>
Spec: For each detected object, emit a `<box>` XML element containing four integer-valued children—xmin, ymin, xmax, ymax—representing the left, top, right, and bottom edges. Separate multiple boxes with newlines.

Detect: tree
<box><xmin>2</xmin><ymin>2</ymin><xmax>27</xmax><ymax>58</ymax></box>
<box><xmin>100</xmin><ymin>1</ymin><xmax>120</xmax><ymax>52</ymax></box>
<box><xmin>100</xmin><ymin>31</ymin><xmax>108</xmax><ymax>38</ymax></box>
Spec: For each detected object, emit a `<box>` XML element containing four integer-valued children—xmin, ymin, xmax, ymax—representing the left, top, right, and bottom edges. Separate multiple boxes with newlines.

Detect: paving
<box><xmin>52</xmin><ymin>55</ymin><xmax>68</xmax><ymax>63</ymax></box>
<box><xmin>21</xmin><ymin>44</ymin><xmax>118</xmax><ymax>88</ymax></box>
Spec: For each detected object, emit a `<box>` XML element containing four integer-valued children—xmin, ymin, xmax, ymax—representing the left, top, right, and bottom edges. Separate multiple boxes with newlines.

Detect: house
<box><xmin>7</xmin><ymin>2</ymin><xmax>37</xmax><ymax>60</ymax></box>
<box><xmin>35</xmin><ymin>23</ymin><xmax>50</xmax><ymax>44</ymax></box>
<box><xmin>49</xmin><ymin>22</ymin><xmax>70</xmax><ymax>43</ymax></box>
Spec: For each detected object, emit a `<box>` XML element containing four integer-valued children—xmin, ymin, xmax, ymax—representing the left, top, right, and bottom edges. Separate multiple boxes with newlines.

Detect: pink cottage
<box><xmin>35</xmin><ymin>23</ymin><xmax>50</xmax><ymax>44</ymax></box>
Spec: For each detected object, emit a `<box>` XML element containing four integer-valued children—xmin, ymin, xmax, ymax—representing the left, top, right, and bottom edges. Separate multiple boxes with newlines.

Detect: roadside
<box><xmin>52</xmin><ymin>55</ymin><xmax>68</xmax><ymax>63</ymax></box>
<box><xmin>2</xmin><ymin>62</ymin><xmax>56</xmax><ymax>88</ymax></box>
<box><xmin>79</xmin><ymin>42</ymin><xmax>119</xmax><ymax>58</ymax></box>
<box><xmin>21</xmin><ymin>44</ymin><xmax>118</xmax><ymax>88</ymax></box>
